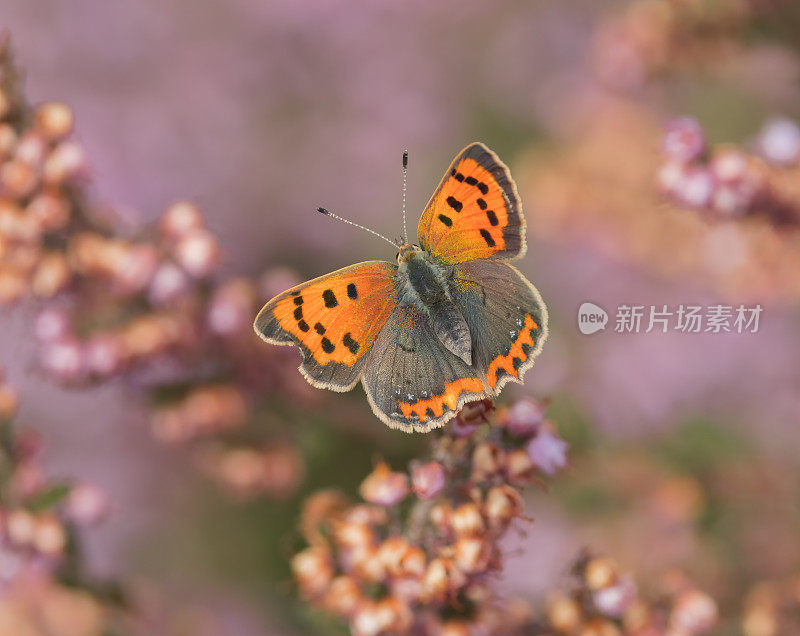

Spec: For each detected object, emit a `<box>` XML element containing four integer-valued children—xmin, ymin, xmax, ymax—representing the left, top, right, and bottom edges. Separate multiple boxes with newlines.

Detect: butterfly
<box><xmin>254</xmin><ymin>143</ymin><xmax>548</xmax><ymax>432</ymax></box>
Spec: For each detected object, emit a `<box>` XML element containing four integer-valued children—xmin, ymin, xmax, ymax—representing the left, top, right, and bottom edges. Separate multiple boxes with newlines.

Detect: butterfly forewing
<box><xmin>418</xmin><ymin>143</ymin><xmax>525</xmax><ymax>264</ymax></box>
<box><xmin>254</xmin><ymin>261</ymin><xmax>398</xmax><ymax>391</ymax></box>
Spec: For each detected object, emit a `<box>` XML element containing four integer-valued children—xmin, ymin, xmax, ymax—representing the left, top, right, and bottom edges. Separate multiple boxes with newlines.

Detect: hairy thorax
<box><xmin>396</xmin><ymin>245</ymin><xmax>473</xmax><ymax>365</ymax></box>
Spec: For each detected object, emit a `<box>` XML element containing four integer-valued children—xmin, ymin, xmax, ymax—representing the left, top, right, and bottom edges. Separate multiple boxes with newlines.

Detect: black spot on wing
<box><xmin>342</xmin><ymin>332</ymin><xmax>360</xmax><ymax>355</ymax></box>
<box><xmin>298</xmin><ymin>320</ymin><xmax>310</xmax><ymax>332</ymax></box>
<box><xmin>293</xmin><ymin>296</ymin><xmax>303</xmax><ymax>305</ymax></box>
<box><xmin>486</xmin><ymin>210</ymin><xmax>499</xmax><ymax>226</ymax></box>
<box><xmin>478</xmin><ymin>182</ymin><xmax>489</xmax><ymax>195</ymax></box>
<box><xmin>465</xmin><ymin>176</ymin><xmax>478</xmax><ymax>185</ymax></box>
<box><xmin>321</xmin><ymin>337</ymin><xmax>335</xmax><ymax>353</ymax></box>
<box><xmin>314</xmin><ymin>322</ymin><xmax>326</xmax><ymax>335</ymax></box>
<box><xmin>479</xmin><ymin>229</ymin><xmax>496</xmax><ymax>247</ymax></box>
<box><xmin>476</xmin><ymin>198</ymin><xmax>487</xmax><ymax>210</ymax></box>
<box><xmin>293</xmin><ymin>307</ymin><xmax>303</xmax><ymax>320</ymax></box>
<box><xmin>323</xmin><ymin>289</ymin><xmax>338</xmax><ymax>308</ymax></box>
<box><xmin>347</xmin><ymin>283</ymin><xmax>358</xmax><ymax>300</ymax></box>
<box><xmin>437</xmin><ymin>214</ymin><xmax>453</xmax><ymax>227</ymax></box>
<box><xmin>446</xmin><ymin>196</ymin><xmax>463</xmax><ymax>213</ymax></box>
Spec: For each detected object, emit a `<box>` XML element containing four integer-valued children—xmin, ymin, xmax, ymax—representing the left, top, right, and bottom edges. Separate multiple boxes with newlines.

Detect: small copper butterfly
<box><xmin>254</xmin><ymin>143</ymin><xmax>548</xmax><ymax>432</ymax></box>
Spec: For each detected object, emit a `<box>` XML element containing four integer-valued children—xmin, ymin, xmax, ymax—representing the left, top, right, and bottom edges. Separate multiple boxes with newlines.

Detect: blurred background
<box><xmin>2</xmin><ymin>0</ymin><xmax>800</xmax><ymax>634</ymax></box>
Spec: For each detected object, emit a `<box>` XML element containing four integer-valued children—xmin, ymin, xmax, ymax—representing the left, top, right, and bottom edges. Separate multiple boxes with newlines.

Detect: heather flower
<box><xmin>526</xmin><ymin>426</ymin><xmax>568</xmax><ymax>476</ymax></box>
<box><xmin>503</xmin><ymin>398</ymin><xmax>545</xmax><ymax>437</ymax></box>
<box><xmin>410</xmin><ymin>461</ymin><xmax>445</xmax><ymax>500</ymax></box>
<box><xmin>756</xmin><ymin>117</ymin><xmax>800</xmax><ymax>166</ymax></box>
<box><xmin>663</xmin><ymin>117</ymin><xmax>706</xmax><ymax>163</ymax></box>
<box><xmin>359</xmin><ymin>462</ymin><xmax>409</xmax><ymax>506</ymax></box>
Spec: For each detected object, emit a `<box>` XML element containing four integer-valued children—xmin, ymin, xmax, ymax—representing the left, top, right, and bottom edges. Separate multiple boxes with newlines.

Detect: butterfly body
<box><xmin>255</xmin><ymin>143</ymin><xmax>548</xmax><ymax>432</ymax></box>
<box><xmin>396</xmin><ymin>244</ymin><xmax>472</xmax><ymax>365</ymax></box>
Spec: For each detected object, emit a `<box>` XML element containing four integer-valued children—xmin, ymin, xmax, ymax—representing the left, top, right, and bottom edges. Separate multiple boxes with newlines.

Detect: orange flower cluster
<box><xmin>291</xmin><ymin>399</ymin><xmax>569</xmax><ymax>635</ymax></box>
<box><xmin>0</xmin><ymin>37</ymin><xmax>306</xmax><ymax>500</ymax></box>
<box><xmin>521</xmin><ymin>98</ymin><xmax>800</xmax><ymax>303</ymax></box>
<box><xmin>0</xmin><ymin>370</ymin><xmax>117</xmax><ymax>633</ymax></box>
<box><xmin>542</xmin><ymin>554</ymin><xmax>717</xmax><ymax>635</ymax></box>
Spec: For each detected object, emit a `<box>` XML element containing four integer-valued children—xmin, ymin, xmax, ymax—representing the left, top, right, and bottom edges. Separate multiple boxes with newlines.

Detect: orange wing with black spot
<box><xmin>254</xmin><ymin>261</ymin><xmax>398</xmax><ymax>391</ymax></box>
<box><xmin>361</xmin><ymin>302</ymin><xmax>489</xmax><ymax>432</ymax></box>
<box><xmin>417</xmin><ymin>143</ymin><xmax>525</xmax><ymax>264</ymax></box>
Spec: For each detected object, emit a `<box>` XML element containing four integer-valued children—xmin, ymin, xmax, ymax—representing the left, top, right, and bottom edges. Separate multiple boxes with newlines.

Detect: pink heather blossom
<box><xmin>148</xmin><ymin>262</ymin><xmax>190</xmax><ymax>306</ymax></box>
<box><xmin>39</xmin><ymin>339</ymin><xmax>85</xmax><ymax>381</ymax></box>
<box><xmin>84</xmin><ymin>334</ymin><xmax>124</xmax><ymax>376</ymax></box>
<box><xmin>359</xmin><ymin>463</ymin><xmax>409</xmax><ymax>506</ymax></box>
<box><xmin>676</xmin><ymin>168</ymin><xmax>715</xmax><ymax>209</ymax></box>
<box><xmin>663</xmin><ymin>117</ymin><xmax>706</xmax><ymax>163</ymax></box>
<box><xmin>526</xmin><ymin>428</ymin><xmax>568</xmax><ymax>476</ymax></box>
<box><xmin>411</xmin><ymin>461</ymin><xmax>445</xmax><ymax>500</ymax></box>
<box><xmin>592</xmin><ymin>576</ymin><xmax>637</xmax><ymax>617</ymax></box>
<box><xmin>66</xmin><ymin>482</ymin><xmax>110</xmax><ymax>526</ymax></box>
<box><xmin>756</xmin><ymin>117</ymin><xmax>800</xmax><ymax>166</ymax></box>
<box><xmin>504</xmin><ymin>399</ymin><xmax>545</xmax><ymax>437</ymax></box>
<box><xmin>34</xmin><ymin>308</ymin><xmax>72</xmax><ymax>343</ymax></box>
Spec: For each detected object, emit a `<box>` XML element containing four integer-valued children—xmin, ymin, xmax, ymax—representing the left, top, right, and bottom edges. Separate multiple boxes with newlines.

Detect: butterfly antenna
<box><xmin>317</xmin><ymin>207</ymin><xmax>400</xmax><ymax>248</ymax></box>
<box><xmin>401</xmin><ymin>150</ymin><xmax>409</xmax><ymax>245</ymax></box>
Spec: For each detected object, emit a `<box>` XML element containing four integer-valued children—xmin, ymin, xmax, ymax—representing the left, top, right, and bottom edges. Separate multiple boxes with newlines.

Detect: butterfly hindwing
<box><xmin>254</xmin><ymin>261</ymin><xmax>398</xmax><ymax>391</ymax></box>
<box><xmin>449</xmin><ymin>260</ymin><xmax>548</xmax><ymax>394</ymax></box>
<box><xmin>417</xmin><ymin>143</ymin><xmax>525</xmax><ymax>264</ymax></box>
<box><xmin>361</xmin><ymin>302</ymin><xmax>488</xmax><ymax>432</ymax></box>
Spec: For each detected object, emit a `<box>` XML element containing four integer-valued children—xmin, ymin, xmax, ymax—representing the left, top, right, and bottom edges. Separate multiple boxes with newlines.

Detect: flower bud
<box><xmin>15</xmin><ymin>132</ymin><xmax>47</xmax><ymax>166</ymax></box>
<box><xmin>453</xmin><ymin>536</ymin><xmax>493</xmax><ymax>574</ymax></box>
<box><xmin>506</xmin><ymin>448</ymin><xmax>536</xmax><ymax>485</ymax></box>
<box><xmin>291</xmin><ymin>546</ymin><xmax>334</xmax><ymax>598</ymax></box>
<box><xmin>663</xmin><ymin>117</ymin><xmax>706</xmax><ymax>163</ymax></box>
<box><xmin>411</xmin><ymin>461</ymin><xmax>445</xmax><ymax>500</ymax></box>
<box><xmin>0</xmin><ymin>159</ymin><xmax>38</xmax><ymax>198</ymax></box>
<box><xmin>6</xmin><ymin>508</ymin><xmax>36</xmax><ymax>546</ymax></box>
<box><xmin>323</xmin><ymin>576</ymin><xmax>362</xmax><ymax>617</ymax></box>
<box><xmin>423</xmin><ymin>557</ymin><xmax>466</xmax><ymax>601</ymax></box>
<box><xmin>670</xmin><ymin>589</ymin><xmax>718</xmax><ymax>634</ymax></box>
<box><xmin>359</xmin><ymin>462</ymin><xmax>408</xmax><ymax>506</ymax></box>
<box><xmin>160</xmin><ymin>201</ymin><xmax>205</xmax><ymax>240</ymax></box>
<box><xmin>34</xmin><ymin>102</ymin><xmax>74</xmax><ymax>141</ymax></box>
<box><xmin>504</xmin><ymin>399</ymin><xmax>545</xmax><ymax>436</ymax></box>
<box><xmin>207</xmin><ymin>279</ymin><xmax>255</xmax><ymax>336</ymax></box>
<box><xmin>593</xmin><ymin>576</ymin><xmax>637</xmax><ymax>618</ymax></box>
<box><xmin>471</xmin><ymin>442</ymin><xmax>503</xmax><ymax>479</ymax></box>
<box><xmin>450</xmin><ymin>502</ymin><xmax>485</xmax><ymax>537</ymax></box>
<box><xmin>585</xmin><ymin>557</ymin><xmax>618</xmax><ymax>590</ymax></box>
<box><xmin>547</xmin><ymin>593</ymin><xmax>582</xmax><ymax>633</ymax></box>
<box><xmin>40</xmin><ymin>338</ymin><xmax>85</xmax><ymax>382</ymax></box>
<box><xmin>174</xmin><ymin>229</ymin><xmax>220</xmax><ymax>278</ymax></box>
<box><xmin>484</xmin><ymin>484</ymin><xmax>524</xmax><ymax>529</ymax></box>
<box><xmin>31</xmin><ymin>252</ymin><xmax>72</xmax><ymax>298</ymax></box>
<box><xmin>33</xmin><ymin>514</ymin><xmax>67</xmax><ymax>555</ymax></box>
<box><xmin>33</xmin><ymin>307</ymin><xmax>72</xmax><ymax>342</ymax></box>
<box><xmin>527</xmin><ymin>427</ymin><xmax>568</xmax><ymax>476</ymax></box>
<box><xmin>148</xmin><ymin>262</ymin><xmax>190</xmax><ymax>306</ymax></box>
<box><xmin>757</xmin><ymin>117</ymin><xmax>800</xmax><ymax>166</ymax></box>
<box><xmin>43</xmin><ymin>141</ymin><xmax>87</xmax><ymax>184</ymax></box>
<box><xmin>66</xmin><ymin>482</ymin><xmax>110</xmax><ymax>526</ymax></box>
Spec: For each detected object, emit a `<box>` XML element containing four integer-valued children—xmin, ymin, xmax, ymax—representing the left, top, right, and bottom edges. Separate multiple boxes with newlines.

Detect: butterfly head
<box><xmin>396</xmin><ymin>243</ymin><xmax>423</xmax><ymax>264</ymax></box>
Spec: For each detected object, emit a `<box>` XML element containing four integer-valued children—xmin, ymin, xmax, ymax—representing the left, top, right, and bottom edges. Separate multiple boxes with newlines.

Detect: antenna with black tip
<box><xmin>316</xmin><ymin>207</ymin><xmax>399</xmax><ymax>249</ymax></box>
<box><xmin>402</xmin><ymin>150</ymin><xmax>409</xmax><ymax>245</ymax></box>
